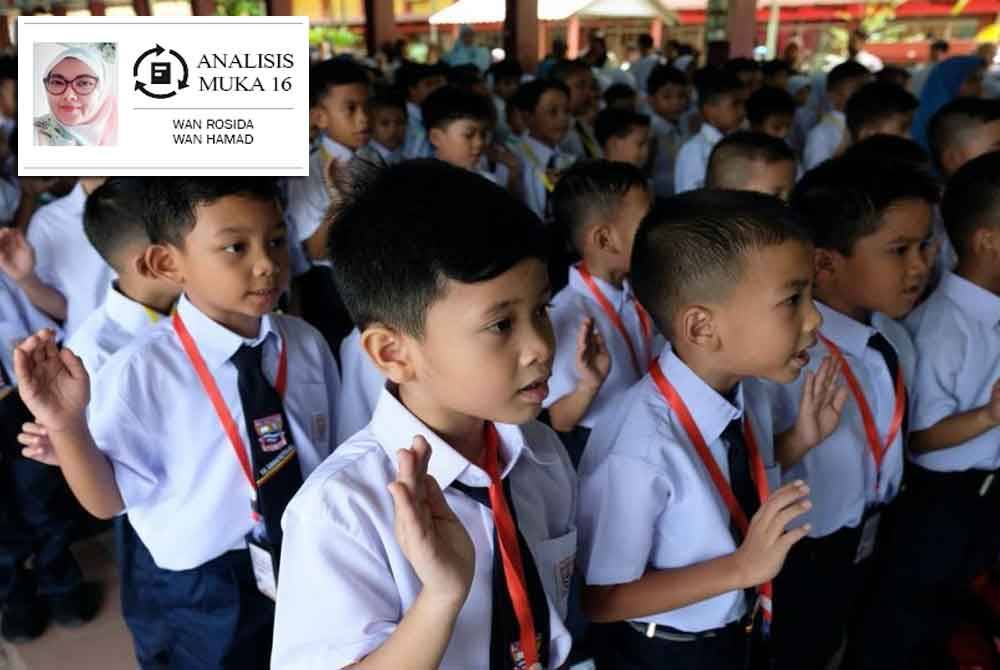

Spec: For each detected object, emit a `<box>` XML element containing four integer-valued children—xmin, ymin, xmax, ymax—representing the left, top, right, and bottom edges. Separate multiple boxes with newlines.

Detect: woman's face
<box><xmin>45</xmin><ymin>57</ymin><xmax>100</xmax><ymax>126</ymax></box>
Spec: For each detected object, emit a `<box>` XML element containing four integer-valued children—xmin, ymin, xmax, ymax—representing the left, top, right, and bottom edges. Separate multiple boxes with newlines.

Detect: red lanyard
<box><xmin>482</xmin><ymin>423</ymin><xmax>540</xmax><ymax>668</ymax></box>
<box><xmin>577</xmin><ymin>263</ymin><xmax>653</xmax><ymax>376</ymax></box>
<box><xmin>649</xmin><ymin>360</ymin><xmax>773</xmax><ymax>624</ymax></box>
<box><xmin>818</xmin><ymin>333</ymin><xmax>905</xmax><ymax>492</ymax></box>
<box><xmin>172</xmin><ymin>312</ymin><xmax>288</xmax><ymax>514</ymax></box>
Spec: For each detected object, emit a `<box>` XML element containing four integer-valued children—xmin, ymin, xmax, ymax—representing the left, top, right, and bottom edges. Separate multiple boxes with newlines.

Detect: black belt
<box><xmin>628</xmin><ymin>619</ymin><xmax>746</xmax><ymax>643</ymax></box>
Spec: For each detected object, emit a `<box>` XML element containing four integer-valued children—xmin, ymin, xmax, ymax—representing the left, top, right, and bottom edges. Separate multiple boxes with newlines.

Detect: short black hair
<box><xmin>638</xmin><ymin>34</ymin><xmax>654</xmax><ymax>50</ymax></box>
<box><xmin>845</xmin><ymin>81</ymin><xmax>917</xmax><ymax>139</ymax></box>
<box><xmin>603</xmin><ymin>82</ymin><xmax>637</xmax><ymax>107</ymax></box>
<box><xmin>84</xmin><ymin>178</ymin><xmax>152</xmax><ymax>271</ymax></box>
<box><xmin>725</xmin><ymin>57</ymin><xmax>760</xmax><ymax>78</ymax></box>
<box><xmin>309</xmin><ymin>58</ymin><xmax>370</xmax><ymax>108</ymax></box>
<box><xmin>826</xmin><ymin>60</ymin><xmax>870</xmax><ymax>93</ymax></box>
<box><xmin>511</xmin><ymin>78</ymin><xmax>570</xmax><ymax>113</ymax></box>
<box><xmin>843</xmin><ymin>134</ymin><xmax>930</xmax><ymax>169</ymax></box>
<box><xmin>647</xmin><ymin>63</ymin><xmax>688</xmax><ymax>96</ymax></box>
<box><xmin>550</xmin><ymin>58</ymin><xmax>592</xmax><ymax>83</ymax></box>
<box><xmin>707</xmin><ymin>131</ymin><xmax>795</xmax><ymax>189</ymax></box>
<box><xmin>746</xmin><ymin>85</ymin><xmax>796</xmax><ymax>126</ymax></box>
<box><xmin>791</xmin><ymin>155</ymin><xmax>940</xmax><ymax>255</ymax></box>
<box><xmin>0</xmin><ymin>57</ymin><xmax>15</xmax><ymax>84</ymax></box>
<box><xmin>552</xmin><ymin>160</ymin><xmax>649</xmax><ymax>254</ymax></box>
<box><xmin>145</xmin><ymin>178</ymin><xmax>281</xmax><ymax>247</ymax></box>
<box><xmin>328</xmin><ymin>160</ymin><xmax>547</xmax><ymax>336</ymax></box>
<box><xmin>762</xmin><ymin>59</ymin><xmax>792</xmax><ymax>80</ymax></box>
<box><xmin>694</xmin><ymin>67</ymin><xmax>745</xmax><ymax>108</ymax></box>
<box><xmin>632</xmin><ymin>190</ymin><xmax>810</xmax><ymax>335</ymax></box>
<box><xmin>489</xmin><ymin>58</ymin><xmax>523</xmax><ymax>83</ymax></box>
<box><xmin>931</xmin><ymin>39</ymin><xmax>950</xmax><ymax>53</ymax></box>
<box><xmin>369</xmin><ymin>87</ymin><xmax>407</xmax><ymax>115</ymax></box>
<box><xmin>396</xmin><ymin>61</ymin><xmax>448</xmax><ymax>95</ymax></box>
<box><xmin>928</xmin><ymin>97</ymin><xmax>1000</xmax><ymax>170</ymax></box>
<box><xmin>422</xmin><ymin>85</ymin><xmax>495</xmax><ymax>130</ymax></box>
<box><xmin>875</xmin><ymin>65</ymin><xmax>911</xmax><ymax>86</ymax></box>
<box><xmin>941</xmin><ymin>150</ymin><xmax>1000</xmax><ymax>256</ymax></box>
<box><xmin>594</xmin><ymin>108</ymin><xmax>650</xmax><ymax>147</ymax></box>
<box><xmin>447</xmin><ymin>63</ymin><xmax>485</xmax><ymax>90</ymax></box>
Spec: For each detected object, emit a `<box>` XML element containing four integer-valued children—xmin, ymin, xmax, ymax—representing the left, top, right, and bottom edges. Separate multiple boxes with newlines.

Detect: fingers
<box><xmin>22</xmin><ymin>422</ymin><xmax>48</xmax><ymax>437</ymax></box>
<box><xmin>770</xmin><ymin>497</ymin><xmax>812</xmax><ymax>536</ymax></box>
<box><xmin>576</xmin><ymin>317</ymin><xmax>594</xmax><ymax>357</ymax></box>
<box><xmin>831</xmin><ymin>386</ymin><xmax>850</xmax><ymax>414</ymax></box>
<box><xmin>753</xmin><ymin>480</ymin><xmax>809</xmax><ymax>528</ymax></box>
<box><xmin>387</xmin><ymin>480</ymin><xmax>422</xmax><ymax>536</ymax></box>
<box><xmin>20</xmin><ymin>446</ymin><xmax>58</xmax><ymax>466</ymax></box>
<box><xmin>776</xmin><ymin>524</ymin><xmax>812</xmax><ymax>553</ymax></box>
<box><xmin>61</xmin><ymin>348</ymin><xmax>88</xmax><ymax>382</ymax></box>
<box><xmin>424</xmin><ymin>473</ymin><xmax>458</xmax><ymax>521</ymax></box>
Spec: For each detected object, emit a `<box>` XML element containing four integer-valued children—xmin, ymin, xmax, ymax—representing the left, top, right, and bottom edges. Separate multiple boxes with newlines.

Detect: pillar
<box><xmin>567</xmin><ymin>14</ymin><xmax>580</xmax><ymax>58</ymax></box>
<box><xmin>537</xmin><ymin>21</ymin><xmax>547</xmax><ymax>61</ymax></box>
<box><xmin>726</xmin><ymin>0</ymin><xmax>757</xmax><ymax>59</ymax></box>
<box><xmin>191</xmin><ymin>0</ymin><xmax>215</xmax><ymax>14</ymax></box>
<box><xmin>51</xmin><ymin>4</ymin><xmax>66</xmax><ymax>15</ymax></box>
<box><xmin>133</xmin><ymin>0</ymin><xmax>151</xmax><ymax>15</ymax></box>
<box><xmin>505</xmin><ymin>0</ymin><xmax>538</xmax><ymax>73</ymax></box>
<box><xmin>363</xmin><ymin>0</ymin><xmax>395</xmax><ymax>58</ymax></box>
<box><xmin>650</xmin><ymin>18</ymin><xmax>663</xmax><ymax>48</ymax></box>
<box><xmin>89</xmin><ymin>0</ymin><xmax>106</xmax><ymax>14</ymax></box>
<box><xmin>0</xmin><ymin>16</ymin><xmax>10</xmax><ymax>50</ymax></box>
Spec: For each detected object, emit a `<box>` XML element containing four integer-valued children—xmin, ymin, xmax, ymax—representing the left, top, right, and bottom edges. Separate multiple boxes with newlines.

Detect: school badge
<box><xmin>509</xmin><ymin>635</ymin><xmax>544</xmax><ymax>670</ymax></box>
<box><xmin>253</xmin><ymin>413</ymin><xmax>288</xmax><ymax>453</ymax></box>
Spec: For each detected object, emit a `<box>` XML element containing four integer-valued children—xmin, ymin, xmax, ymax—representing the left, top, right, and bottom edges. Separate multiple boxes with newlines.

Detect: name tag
<box><xmin>247</xmin><ymin>534</ymin><xmax>279</xmax><ymax>600</ymax></box>
<box><xmin>854</xmin><ymin>511</ymin><xmax>881</xmax><ymax>565</ymax></box>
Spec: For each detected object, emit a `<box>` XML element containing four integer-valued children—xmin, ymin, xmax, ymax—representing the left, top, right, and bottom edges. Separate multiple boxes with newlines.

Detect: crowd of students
<box><xmin>0</xmin><ymin>36</ymin><xmax>999</xmax><ymax>670</ymax></box>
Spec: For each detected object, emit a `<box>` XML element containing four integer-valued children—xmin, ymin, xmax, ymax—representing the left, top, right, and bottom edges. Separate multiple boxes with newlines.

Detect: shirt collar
<box><xmin>370</xmin><ymin>386</ymin><xmax>556</xmax><ymax>490</ymax></box>
<box><xmin>700</xmin><ymin>123</ymin><xmax>723</xmax><ymax>144</ymax></box>
<box><xmin>174</xmin><ymin>294</ymin><xmax>276</xmax><ymax>372</ymax></box>
<box><xmin>523</xmin><ymin>134</ymin><xmax>557</xmax><ymax>167</ymax></box>
<box><xmin>105</xmin><ymin>282</ymin><xmax>167</xmax><ymax>337</ymax></box>
<box><xmin>568</xmin><ymin>265</ymin><xmax>630</xmax><ymax>311</ymax></box>
<box><xmin>319</xmin><ymin>135</ymin><xmax>354</xmax><ymax>164</ymax></box>
<box><xmin>407</xmin><ymin>101</ymin><xmax>422</xmax><ymax>122</ymax></box>
<box><xmin>940</xmin><ymin>272</ymin><xmax>1000</xmax><ymax>327</ymax></box>
<box><xmin>656</xmin><ymin>346</ymin><xmax>744</xmax><ymax>448</ymax></box>
<box><xmin>372</xmin><ymin>141</ymin><xmax>402</xmax><ymax>161</ymax></box>
<box><xmin>816</xmin><ymin>300</ymin><xmax>875</xmax><ymax>359</ymax></box>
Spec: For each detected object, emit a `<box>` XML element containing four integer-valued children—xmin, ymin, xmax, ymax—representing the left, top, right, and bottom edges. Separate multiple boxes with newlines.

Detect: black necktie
<box><xmin>722</xmin><ymin>417</ymin><xmax>761</xmax><ymax>613</ymax></box>
<box><xmin>867</xmin><ymin>332</ymin><xmax>909</xmax><ymax>438</ymax></box>
<box><xmin>544</xmin><ymin>153</ymin><xmax>557</xmax><ymax>223</ymax></box>
<box><xmin>452</xmin><ymin>478</ymin><xmax>551</xmax><ymax>670</ymax></box>
<box><xmin>0</xmin><ymin>356</ymin><xmax>10</xmax><ymax>387</ymax></box>
<box><xmin>231</xmin><ymin>342</ymin><xmax>303</xmax><ymax>548</ymax></box>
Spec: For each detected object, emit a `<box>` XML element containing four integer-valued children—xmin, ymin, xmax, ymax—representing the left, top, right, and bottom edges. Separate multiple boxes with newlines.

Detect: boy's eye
<box><xmin>223</xmin><ymin>242</ymin><xmax>245</xmax><ymax>253</ymax></box>
<box><xmin>270</xmin><ymin>236</ymin><xmax>286</xmax><ymax>248</ymax></box>
<box><xmin>783</xmin><ymin>294</ymin><xmax>801</xmax><ymax>307</ymax></box>
<box><xmin>488</xmin><ymin>318</ymin><xmax>513</xmax><ymax>334</ymax></box>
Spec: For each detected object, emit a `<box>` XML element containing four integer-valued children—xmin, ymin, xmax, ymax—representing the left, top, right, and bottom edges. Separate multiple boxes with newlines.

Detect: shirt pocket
<box><xmin>286</xmin><ymin>382</ymin><xmax>333</xmax><ymax>458</ymax></box>
<box><xmin>531</xmin><ymin>528</ymin><xmax>578</xmax><ymax>619</ymax></box>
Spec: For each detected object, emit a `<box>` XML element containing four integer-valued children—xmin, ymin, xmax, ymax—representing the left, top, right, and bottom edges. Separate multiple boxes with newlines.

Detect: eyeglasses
<box><xmin>43</xmin><ymin>74</ymin><xmax>98</xmax><ymax>96</ymax></box>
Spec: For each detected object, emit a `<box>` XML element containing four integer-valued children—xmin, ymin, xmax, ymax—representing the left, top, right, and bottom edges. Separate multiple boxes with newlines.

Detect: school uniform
<box><xmin>578</xmin><ymin>346</ymin><xmax>780</xmax><ymax>669</ymax></box>
<box><xmin>0</xmin><ymin>274</ymin><xmax>83</xmax><ymax>617</ymax></box>
<box><xmin>673</xmin><ymin>122</ymin><xmax>723</xmax><ymax>194</ymax></box>
<box><xmin>514</xmin><ymin>134</ymin><xmax>576</xmax><ymax>222</ymax></box>
<box><xmin>87</xmin><ymin>295</ymin><xmax>339</xmax><ymax>669</ymax></box>
<box><xmin>404</xmin><ymin>101</ymin><xmax>432</xmax><ymax>159</ymax></box>
<box><xmin>543</xmin><ymin>265</ymin><xmax>663</xmax><ymax>464</ymax></box>
<box><xmin>272</xmin><ymin>387</ymin><xmax>577</xmax><ymax>669</ymax></box>
<box><xmin>561</xmin><ymin>118</ymin><xmax>603</xmax><ymax>161</ymax></box>
<box><xmin>854</xmin><ymin>273</ymin><xmax>1000</xmax><ymax>668</ymax></box>
<box><xmin>763</xmin><ymin>301</ymin><xmax>914</xmax><ymax>670</ymax></box>
<box><xmin>334</xmin><ymin>327</ymin><xmax>385</xmax><ymax>443</ymax></box>
<box><xmin>802</xmin><ymin>110</ymin><xmax>846</xmax><ymax>170</ymax></box>
<box><xmin>356</xmin><ymin>140</ymin><xmax>404</xmax><ymax>167</ymax></box>
<box><xmin>648</xmin><ymin>112</ymin><xmax>684</xmax><ymax>199</ymax></box>
<box><xmin>285</xmin><ymin>134</ymin><xmax>351</xmax><ymax>247</ymax></box>
<box><xmin>26</xmin><ymin>181</ymin><xmax>114</xmax><ymax>338</ymax></box>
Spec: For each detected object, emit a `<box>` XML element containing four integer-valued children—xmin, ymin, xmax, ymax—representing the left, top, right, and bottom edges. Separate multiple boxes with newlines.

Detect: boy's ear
<box><xmin>309</xmin><ymin>106</ymin><xmax>328</xmax><ymax>131</ymax></box>
<box><xmin>973</xmin><ymin>226</ymin><xmax>998</xmax><ymax>259</ymax></box>
<box><xmin>145</xmin><ymin>243</ymin><xmax>184</xmax><ymax>285</ymax></box>
<box><xmin>589</xmin><ymin>222</ymin><xmax>614</xmax><ymax>254</ymax></box>
<box><xmin>814</xmin><ymin>247</ymin><xmax>841</xmax><ymax>285</ymax></box>
<box><xmin>678</xmin><ymin>305</ymin><xmax>719</xmax><ymax>352</ymax></box>
<box><xmin>361</xmin><ymin>325</ymin><xmax>417</xmax><ymax>385</ymax></box>
<box><xmin>132</xmin><ymin>245</ymin><xmax>157</xmax><ymax>279</ymax></box>
<box><xmin>428</xmin><ymin>127</ymin><xmax>444</xmax><ymax>150</ymax></box>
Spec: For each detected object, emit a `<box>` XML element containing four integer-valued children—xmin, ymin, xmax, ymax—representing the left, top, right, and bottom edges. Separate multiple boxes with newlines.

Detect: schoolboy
<box><xmin>272</xmin><ymin>160</ymin><xmax>579</xmax><ymax>670</ymax></box>
<box><xmin>725</xmin><ymin>57</ymin><xmax>763</xmax><ymax>93</ymax></box>
<box><xmin>603</xmin><ymin>82</ymin><xmax>638</xmax><ymax>111</ymax></box>
<box><xmin>594</xmin><ymin>108</ymin><xmax>652</xmax><ymax>168</ymax></box>
<box><xmin>553</xmin><ymin>59</ymin><xmax>602</xmax><ymax>160</ymax></box>
<box><xmin>422</xmin><ymin>85</ymin><xmax>494</xmax><ymax>172</ymax></box>
<box><xmin>579</xmin><ymin>189</ymin><xmax>845</xmax><ymax>669</ymax></box>
<box><xmin>706</xmin><ymin>131</ymin><xmax>797</xmax><ymax>201</ymax></box>
<box><xmin>644</xmin><ymin>63</ymin><xmax>690</xmax><ymax>198</ymax></box>
<box><xmin>803</xmin><ymin>60</ymin><xmax>871</xmax><ymax>169</ymax></box>
<box><xmin>14</xmin><ymin>178</ymin><xmax>340</xmax><ymax>669</ymax></box>
<box><xmin>544</xmin><ymin>160</ymin><xmax>657</xmax><ymax>463</ymax></box>
<box><xmin>927</xmin><ymin>97</ymin><xmax>1000</xmax><ymax>179</ymax></box>
<box><xmin>746</xmin><ymin>85</ymin><xmax>797</xmax><ymax>142</ymax></box>
<box><xmin>674</xmin><ymin>68</ymin><xmax>747</xmax><ymax>193</ymax></box>
<box><xmin>845</xmin><ymin>80</ymin><xmax>918</xmax><ymax>143</ymax></box>
<box><xmin>398</xmin><ymin>61</ymin><xmax>447</xmax><ymax>159</ymax></box>
<box><xmin>854</xmin><ymin>150</ymin><xmax>1000</xmax><ymax>668</ymax></box>
<box><xmin>512</xmin><ymin>79</ymin><xmax>575</xmax><ymax>221</ymax></box>
<box><xmin>488</xmin><ymin>58</ymin><xmax>523</xmax><ymax>143</ymax></box>
<box><xmin>767</xmin><ymin>155</ymin><xmax>938</xmax><ymax>670</ymax></box>
<box><xmin>356</xmin><ymin>89</ymin><xmax>407</xmax><ymax>166</ymax></box>
<box><xmin>763</xmin><ymin>59</ymin><xmax>792</xmax><ymax>91</ymax></box>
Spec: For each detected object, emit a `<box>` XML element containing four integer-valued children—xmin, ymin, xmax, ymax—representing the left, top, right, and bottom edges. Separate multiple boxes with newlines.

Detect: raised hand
<box><xmin>13</xmin><ymin>330</ymin><xmax>89</xmax><ymax>433</ymax></box>
<box><xmin>734</xmin><ymin>480</ymin><xmax>811</xmax><ymax>587</ymax></box>
<box><xmin>0</xmin><ymin>228</ymin><xmax>36</xmax><ymax>281</ymax></box>
<box><xmin>18</xmin><ymin>421</ymin><xmax>60</xmax><ymax>466</ymax></box>
<box><xmin>791</xmin><ymin>356</ymin><xmax>849</xmax><ymax>451</ymax></box>
<box><xmin>576</xmin><ymin>317</ymin><xmax>611</xmax><ymax>392</ymax></box>
<box><xmin>388</xmin><ymin>436</ymin><xmax>475</xmax><ymax>604</ymax></box>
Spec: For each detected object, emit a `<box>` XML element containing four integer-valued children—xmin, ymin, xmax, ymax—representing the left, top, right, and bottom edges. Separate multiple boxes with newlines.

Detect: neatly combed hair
<box><xmin>327</xmin><ymin>160</ymin><xmax>547</xmax><ymax>336</ymax></box>
<box><xmin>762</xmin><ymin>59</ymin><xmax>792</xmax><ymax>80</ymax></box>
<box><xmin>603</xmin><ymin>82</ymin><xmax>637</xmax><ymax>107</ymax></box>
<box><xmin>145</xmin><ymin>178</ymin><xmax>281</xmax><ymax>246</ymax></box>
<box><xmin>396</xmin><ymin>61</ymin><xmax>448</xmax><ymax>95</ymax></box>
<box><xmin>647</xmin><ymin>63</ymin><xmax>688</xmax><ymax>96</ymax></box>
<box><xmin>845</xmin><ymin>81</ymin><xmax>917</xmax><ymax>139</ymax></box>
<box><xmin>638</xmin><ymin>34</ymin><xmax>654</xmax><ymax>50</ymax></box>
<box><xmin>511</xmin><ymin>78</ymin><xmax>570</xmax><ymax>113</ymax></box>
<box><xmin>550</xmin><ymin>58</ymin><xmax>592</xmax><ymax>83</ymax></box>
<box><xmin>309</xmin><ymin>58</ymin><xmax>369</xmax><ymax>108</ymax></box>
<box><xmin>843</xmin><ymin>134</ymin><xmax>930</xmax><ymax>169</ymax></box>
<box><xmin>446</xmin><ymin>64</ymin><xmax>485</xmax><ymax>90</ymax></box>
<box><xmin>791</xmin><ymin>155</ymin><xmax>940</xmax><ymax>255</ymax></box>
<box><xmin>928</xmin><ymin>97</ymin><xmax>1000</xmax><ymax>170</ymax></box>
<box><xmin>369</xmin><ymin>87</ymin><xmax>407</xmax><ymax>115</ymax></box>
<box><xmin>706</xmin><ymin>131</ymin><xmax>795</xmax><ymax>189</ymax></box>
<box><xmin>83</xmin><ymin>178</ymin><xmax>153</xmax><ymax>271</ymax></box>
<box><xmin>421</xmin><ymin>85</ymin><xmax>495</xmax><ymax>130</ymax></box>
<box><xmin>941</xmin><ymin>150</ymin><xmax>1000</xmax><ymax>256</ymax></box>
<box><xmin>552</xmin><ymin>160</ymin><xmax>649</xmax><ymax>253</ymax></box>
<box><xmin>694</xmin><ymin>67</ymin><xmax>745</xmax><ymax>108</ymax></box>
<box><xmin>746</xmin><ymin>86</ymin><xmax>796</xmax><ymax>126</ymax></box>
<box><xmin>825</xmin><ymin>60</ymin><xmax>870</xmax><ymax>93</ymax></box>
<box><xmin>631</xmin><ymin>190</ymin><xmax>810</xmax><ymax>336</ymax></box>
<box><xmin>594</xmin><ymin>108</ymin><xmax>650</xmax><ymax>146</ymax></box>
<box><xmin>489</xmin><ymin>58</ymin><xmax>523</xmax><ymax>83</ymax></box>
<box><xmin>724</xmin><ymin>57</ymin><xmax>760</xmax><ymax>78</ymax></box>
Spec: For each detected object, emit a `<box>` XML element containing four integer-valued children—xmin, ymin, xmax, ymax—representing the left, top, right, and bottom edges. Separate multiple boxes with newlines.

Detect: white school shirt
<box><xmin>272</xmin><ymin>388</ymin><xmax>577</xmax><ymax>670</ymax></box>
<box><xmin>649</xmin><ymin>112</ymin><xmax>684</xmax><ymax>199</ymax></box>
<box><xmin>578</xmin><ymin>347</ymin><xmax>780</xmax><ymax>632</ymax></box>
<box><xmin>334</xmin><ymin>327</ymin><xmax>385</xmax><ymax>443</ymax></box>
<box><xmin>673</xmin><ymin>122</ymin><xmax>723</xmax><ymax>194</ymax></box>
<box><xmin>632</xmin><ymin>54</ymin><xmax>664</xmax><ymax>94</ymax></box>
<box><xmin>87</xmin><ymin>295</ymin><xmax>340</xmax><ymax>571</ymax></box>
<box><xmin>404</xmin><ymin>101</ymin><xmax>432</xmax><ymax>159</ymax></box>
<box><xmin>802</xmin><ymin>110</ymin><xmax>846</xmax><ymax>170</ymax></box>
<box><xmin>544</xmin><ymin>266</ymin><xmax>664</xmax><ymax>429</ymax></box>
<box><xmin>0</xmin><ymin>273</ymin><xmax>58</xmax><ymax>388</ymax></box>
<box><xmin>763</xmin><ymin>302</ymin><xmax>915</xmax><ymax>538</ymax></box>
<box><xmin>515</xmin><ymin>135</ymin><xmax>575</xmax><ymax>220</ymax></box>
<box><xmin>26</xmin><ymin>182</ymin><xmax>113</xmax><ymax>339</ymax></box>
<box><xmin>285</xmin><ymin>135</ymin><xmax>353</xmax><ymax>245</ymax></box>
<box><xmin>905</xmin><ymin>273</ymin><xmax>1000</xmax><ymax>472</ymax></box>
<box><xmin>561</xmin><ymin>118</ymin><xmax>603</xmax><ymax>161</ymax></box>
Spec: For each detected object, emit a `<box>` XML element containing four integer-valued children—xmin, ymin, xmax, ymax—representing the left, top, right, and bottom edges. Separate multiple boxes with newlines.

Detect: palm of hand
<box><xmin>0</xmin><ymin>231</ymin><xmax>33</xmax><ymax>280</ymax></box>
<box><xmin>20</xmin><ymin>350</ymin><xmax>87</xmax><ymax>430</ymax></box>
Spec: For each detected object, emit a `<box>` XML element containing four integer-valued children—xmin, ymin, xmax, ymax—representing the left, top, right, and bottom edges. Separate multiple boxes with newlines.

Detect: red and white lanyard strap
<box><xmin>649</xmin><ymin>361</ymin><xmax>774</xmax><ymax>626</ymax></box>
<box><xmin>818</xmin><ymin>333</ymin><xmax>905</xmax><ymax>493</ymax></box>
<box><xmin>577</xmin><ymin>263</ymin><xmax>653</xmax><ymax>376</ymax></box>
<box><xmin>173</xmin><ymin>311</ymin><xmax>288</xmax><ymax>520</ymax></box>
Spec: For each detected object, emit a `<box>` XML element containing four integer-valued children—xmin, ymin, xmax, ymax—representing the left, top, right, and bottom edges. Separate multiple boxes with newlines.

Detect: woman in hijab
<box><xmin>911</xmin><ymin>55</ymin><xmax>985</xmax><ymax>150</ymax></box>
<box><xmin>34</xmin><ymin>45</ymin><xmax>117</xmax><ymax>146</ymax></box>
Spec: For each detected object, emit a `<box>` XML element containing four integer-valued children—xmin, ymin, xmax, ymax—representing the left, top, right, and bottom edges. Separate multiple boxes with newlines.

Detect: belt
<box><xmin>628</xmin><ymin>619</ymin><xmax>741</xmax><ymax>643</ymax></box>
